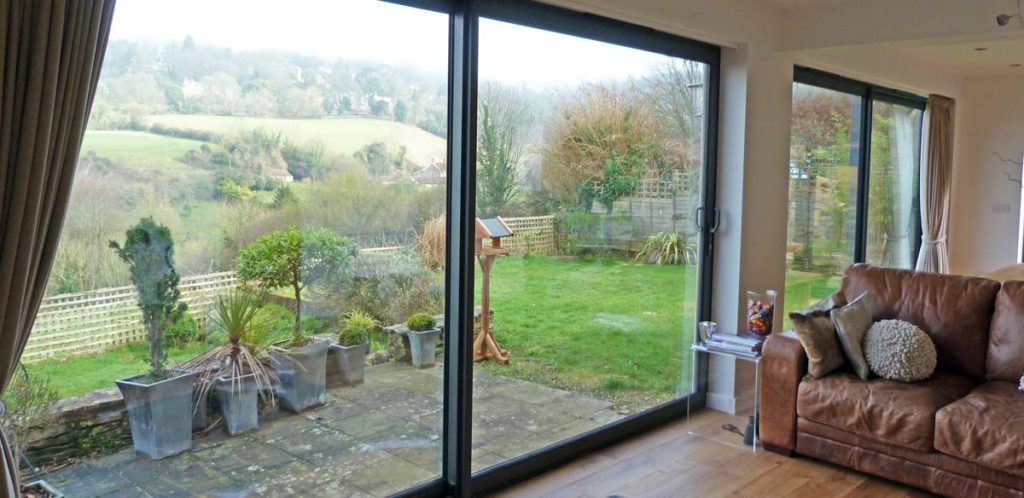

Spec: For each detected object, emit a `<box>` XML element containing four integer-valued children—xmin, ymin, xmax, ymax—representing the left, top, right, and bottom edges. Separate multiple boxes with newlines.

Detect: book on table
<box><xmin>704</xmin><ymin>335</ymin><xmax>762</xmax><ymax>354</ymax></box>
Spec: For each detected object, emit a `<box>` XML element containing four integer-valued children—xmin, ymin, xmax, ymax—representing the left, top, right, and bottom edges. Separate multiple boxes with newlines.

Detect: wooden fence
<box><xmin>502</xmin><ymin>215</ymin><xmax>556</xmax><ymax>255</ymax></box>
<box><xmin>23</xmin><ymin>272</ymin><xmax>238</xmax><ymax>363</ymax></box>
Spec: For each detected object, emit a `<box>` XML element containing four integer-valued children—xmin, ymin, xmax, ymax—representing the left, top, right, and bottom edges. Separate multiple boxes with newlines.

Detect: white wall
<box><xmin>950</xmin><ymin>74</ymin><xmax>1024</xmax><ymax>276</ymax></box>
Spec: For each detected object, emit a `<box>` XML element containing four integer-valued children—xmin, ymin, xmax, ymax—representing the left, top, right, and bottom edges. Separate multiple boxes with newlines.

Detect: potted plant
<box><xmin>328</xmin><ymin>311</ymin><xmax>375</xmax><ymax>386</ymax></box>
<box><xmin>406</xmin><ymin>313</ymin><xmax>441</xmax><ymax>368</ymax></box>
<box><xmin>110</xmin><ymin>218</ymin><xmax>198</xmax><ymax>460</ymax></box>
<box><xmin>182</xmin><ymin>290</ymin><xmax>277</xmax><ymax>436</ymax></box>
<box><xmin>236</xmin><ymin>227</ymin><xmax>357</xmax><ymax>413</ymax></box>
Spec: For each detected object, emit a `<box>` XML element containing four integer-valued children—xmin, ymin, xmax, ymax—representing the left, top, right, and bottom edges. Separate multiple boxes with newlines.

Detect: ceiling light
<box><xmin>975</xmin><ymin>47</ymin><xmax>989</xmax><ymax>51</ymax></box>
<box><xmin>997</xmin><ymin>0</ymin><xmax>1022</xmax><ymax>26</ymax></box>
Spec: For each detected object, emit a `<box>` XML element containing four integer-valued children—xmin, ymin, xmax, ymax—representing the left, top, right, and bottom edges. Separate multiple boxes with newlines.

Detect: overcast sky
<box><xmin>109</xmin><ymin>0</ymin><xmax>678</xmax><ymax>89</ymax></box>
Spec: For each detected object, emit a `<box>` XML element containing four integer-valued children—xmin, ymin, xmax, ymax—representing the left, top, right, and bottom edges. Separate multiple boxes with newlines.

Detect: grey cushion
<box><xmin>864</xmin><ymin>319</ymin><xmax>937</xmax><ymax>382</ymax></box>
<box><xmin>831</xmin><ymin>292</ymin><xmax>872</xmax><ymax>380</ymax></box>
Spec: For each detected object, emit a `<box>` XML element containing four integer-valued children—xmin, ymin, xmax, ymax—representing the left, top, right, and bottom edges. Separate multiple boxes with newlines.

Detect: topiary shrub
<box><xmin>406</xmin><ymin>312</ymin><xmax>437</xmax><ymax>332</ymax></box>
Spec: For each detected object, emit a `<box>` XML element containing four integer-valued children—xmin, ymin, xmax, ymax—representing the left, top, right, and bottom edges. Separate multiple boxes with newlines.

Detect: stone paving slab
<box><xmin>45</xmin><ymin>363</ymin><xmax>624</xmax><ymax>497</ymax></box>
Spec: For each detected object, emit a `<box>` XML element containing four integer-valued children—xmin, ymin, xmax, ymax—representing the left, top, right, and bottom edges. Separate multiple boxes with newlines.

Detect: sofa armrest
<box><xmin>760</xmin><ymin>331</ymin><xmax>807</xmax><ymax>456</ymax></box>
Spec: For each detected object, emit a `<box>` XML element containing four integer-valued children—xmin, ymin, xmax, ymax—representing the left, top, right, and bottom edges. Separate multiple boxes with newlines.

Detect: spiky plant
<box><xmin>182</xmin><ymin>289</ymin><xmax>278</xmax><ymax>410</ymax></box>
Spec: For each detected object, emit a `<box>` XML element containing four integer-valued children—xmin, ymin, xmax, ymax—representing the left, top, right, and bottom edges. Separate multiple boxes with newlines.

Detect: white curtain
<box><xmin>916</xmin><ymin>95</ymin><xmax>955</xmax><ymax>273</ymax></box>
<box><xmin>881</xmin><ymin>106</ymin><xmax>919</xmax><ymax>268</ymax></box>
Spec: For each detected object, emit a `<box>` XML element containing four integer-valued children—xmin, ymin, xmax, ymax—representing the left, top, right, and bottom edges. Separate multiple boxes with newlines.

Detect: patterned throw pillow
<box><xmin>864</xmin><ymin>319</ymin><xmax>937</xmax><ymax>382</ymax></box>
<box><xmin>789</xmin><ymin>310</ymin><xmax>845</xmax><ymax>378</ymax></box>
<box><xmin>830</xmin><ymin>292</ymin><xmax>872</xmax><ymax>380</ymax></box>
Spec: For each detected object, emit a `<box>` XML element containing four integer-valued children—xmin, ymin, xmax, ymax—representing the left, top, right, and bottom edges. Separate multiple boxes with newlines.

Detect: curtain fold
<box><xmin>0</xmin><ymin>1</ymin><xmax>115</xmax><ymax>495</ymax></box>
<box><xmin>916</xmin><ymin>95</ymin><xmax>955</xmax><ymax>274</ymax></box>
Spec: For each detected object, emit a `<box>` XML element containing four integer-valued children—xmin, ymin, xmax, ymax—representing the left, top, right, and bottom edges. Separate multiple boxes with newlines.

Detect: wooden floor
<box><xmin>491</xmin><ymin>409</ymin><xmax>935</xmax><ymax>498</ymax></box>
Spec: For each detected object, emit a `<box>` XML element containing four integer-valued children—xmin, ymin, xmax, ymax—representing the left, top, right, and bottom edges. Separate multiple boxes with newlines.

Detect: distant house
<box><xmin>413</xmin><ymin>160</ymin><xmax>446</xmax><ymax>185</ymax></box>
<box><xmin>267</xmin><ymin>169</ymin><xmax>294</xmax><ymax>183</ymax></box>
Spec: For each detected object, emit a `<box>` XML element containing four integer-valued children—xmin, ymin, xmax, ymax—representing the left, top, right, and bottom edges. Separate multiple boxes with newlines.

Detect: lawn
<box><xmin>146</xmin><ymin>114</ymin><xmax>446</xmax><ymax>166</ymax></box>
<box><xmin>25</xmin><ymin>256</ymin><xmax>837</xmax><ymax>408</ymax></box>
<box><xmin>25</xmin><ymin>343</ymin><xmax>209</xmax><ymax>399</ymax></box>
<box><xmin>79</xmin><ymin>130</ymin><xmax>206</xmax><ymax>175</ymax></box>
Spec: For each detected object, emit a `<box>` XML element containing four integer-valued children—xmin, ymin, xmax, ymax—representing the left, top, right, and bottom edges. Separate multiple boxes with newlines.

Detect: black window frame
<box><xmin>384</xmin><ymin>1</ymin><xmax>722</xmax><ymax>496</ymax></box>
<box><xmin>793</xmin><ymin>66</ymin><xmax>927</xmax><ymax>267</ymax></box>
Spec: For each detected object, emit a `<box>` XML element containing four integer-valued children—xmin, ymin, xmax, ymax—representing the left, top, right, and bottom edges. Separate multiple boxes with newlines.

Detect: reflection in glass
<box><xmin>866</xmin><ymin>101</ymin><xmax>923</xmax><ymax>269</ymax></box>
<box><xmin>783</xmin><ymin>83</ymin><xmax>861</xmax><ymax>326</ymax></box>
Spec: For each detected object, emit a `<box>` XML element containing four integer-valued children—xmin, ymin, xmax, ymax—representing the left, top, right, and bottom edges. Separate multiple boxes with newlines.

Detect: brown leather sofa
<box><xmin>761</xmin><ymin>264</ymin><xmax>1024</xmax><ymax>497</ymax></box>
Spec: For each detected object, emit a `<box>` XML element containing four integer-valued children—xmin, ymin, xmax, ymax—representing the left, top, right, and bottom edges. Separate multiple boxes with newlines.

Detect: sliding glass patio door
<box><xmin>468</xmin><ymin>6</ymin><xmax>718</xmax><ymax>478</ymax></box>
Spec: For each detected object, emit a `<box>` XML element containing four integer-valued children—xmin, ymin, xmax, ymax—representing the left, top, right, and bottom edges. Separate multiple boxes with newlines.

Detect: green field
<box><xmin>28</xmin><ymin>256</ymin><xmax>836</xmax><ymax>406</ymax></box>
<box><xmin>79</xmin><ymin>130</ymin><xmax>206</xmax><ymax>174</ymax></box>
<box><xmin>146</xmin><ymin>114</ymin><xmax>446</xmax><ymax>166</ymax></box>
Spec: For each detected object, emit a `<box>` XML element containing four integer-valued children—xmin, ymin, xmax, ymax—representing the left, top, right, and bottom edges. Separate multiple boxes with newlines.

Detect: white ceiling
<box><xmin>894</xmin><ymin>38</ymin><xmax>1024</xmax><ymax>77</ymax></box>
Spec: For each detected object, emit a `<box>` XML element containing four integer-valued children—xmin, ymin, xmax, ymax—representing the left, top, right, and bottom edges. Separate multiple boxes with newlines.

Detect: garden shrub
<box><xmin>338</xmin><ymin>311</ymin><xmax>377</xmax><ymax>346</ymax></box>
<box><xmin>329</xmin><ymin>249</ymin><xmax>443</xmax><ymax>326</ymax></box>
<box><xmin>166</xmin><ymin>313</ymin><xmax>201</xmax><ymax>346</ymax></box>
<box><xmin>406</xmin><ymin>312</ymin><xmax>437</xmax><ymax>332</ymax></box>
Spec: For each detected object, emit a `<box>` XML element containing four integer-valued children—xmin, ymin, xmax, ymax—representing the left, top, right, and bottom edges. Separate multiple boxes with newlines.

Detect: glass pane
<box><xmin>16</xmin><ymin>1</ymin><xmax>447</xmax><ymax>496</ymax></box>
<box><xmin>784</xmin><ymin>83</ymin><xmax>862</xmax><ymax>326</ymax></box>
<box><xmin>471</xmin><ymin>18</ymin><xmax>708</xmax><ymax>472</ymax></box>
<box><xmin>866</xmin><ymin>101</ymin><xmax>923</xmax><ymax>269</ymax></box>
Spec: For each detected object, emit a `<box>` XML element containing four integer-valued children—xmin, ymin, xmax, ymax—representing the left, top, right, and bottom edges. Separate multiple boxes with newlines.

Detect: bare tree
<box><xmin>477</xmin><ymin>83</ymin><xmax>533</xmax><ymax>217</ymax></box>
<box><xmin>646</xmin><ymin>59</ymin><xmax>706</xmax><ymax>169</ymax></box>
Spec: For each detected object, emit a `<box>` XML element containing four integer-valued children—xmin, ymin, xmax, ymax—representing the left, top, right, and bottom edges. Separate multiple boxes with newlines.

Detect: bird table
<box><xmin>474</xmin><ymin>218</ymin><xmax>513</xmax><ymax>364</ymax></box>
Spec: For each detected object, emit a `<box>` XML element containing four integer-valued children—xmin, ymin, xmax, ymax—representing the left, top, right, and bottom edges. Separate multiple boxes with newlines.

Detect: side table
<box><xmin>687</xmin><ymin>342</ymin><xmax>762</xmax><ymax>453</ymax></box>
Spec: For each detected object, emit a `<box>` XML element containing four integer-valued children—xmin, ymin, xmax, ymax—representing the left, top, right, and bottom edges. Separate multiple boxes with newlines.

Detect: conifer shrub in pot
<box><xmin>237</xmin><ymin>227</ymin><xmax>358</xmax><ymax>413</ymax></box>
<box><xmin>328</xmin><ymin>312</ymin><xmax>375</xmax><ymax>386</ymax></box>
<box><xmin>110</xmin><ymin>218</ymin><xmax>198</xmax><ymax>459</ymax></box>
<box><xmin>406</xmin><ymin>313</ymin><xmax>441</xmax><ymax>368</ymax></box>
<box><xmin>182</xmin><ymin>289</ymin><xmax>277</xmax><ymax>436</ymax></box>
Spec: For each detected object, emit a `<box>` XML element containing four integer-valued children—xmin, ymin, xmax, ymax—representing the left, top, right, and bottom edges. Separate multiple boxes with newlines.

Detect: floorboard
<box><xmin>489</xmin><ymin>410</ymin><xmax>935</xmax><ymax>498</ymax></box>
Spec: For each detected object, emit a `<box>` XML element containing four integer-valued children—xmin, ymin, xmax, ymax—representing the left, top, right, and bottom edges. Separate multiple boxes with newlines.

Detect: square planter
<box><xmin>327</xmin><ymin>342</ymin><xmax>369</xmax><ymax>386</ymax></box>
<box><xmin>407</xmin><ymin>328</ymin><xmax>441</xmax><ymax>368</ymax></box>
<box><xmin>21</xmin><ymin>479</ymin><xmax>64</xmax><ymax>498</ymax></box>
<box><xmin>271</xmin><ymin>340</ymin><xmax>329</xmax><ymax>413</ymax></box>
<box><xmin>213</xmin><ymin>374</ymin><xmax>260</xmax><ymax>436</ymax></box>
<box><xmin>115</xmin><ymin>370</ymin><xmax>199</xmax><ymax>460</ymax></box>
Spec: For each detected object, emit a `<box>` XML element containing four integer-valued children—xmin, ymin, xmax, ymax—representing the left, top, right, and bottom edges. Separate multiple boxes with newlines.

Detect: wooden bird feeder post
<box><xmin>474</xmin><ymin>217</ymin><xmax>513</xmax><ymax>365</ymax></box>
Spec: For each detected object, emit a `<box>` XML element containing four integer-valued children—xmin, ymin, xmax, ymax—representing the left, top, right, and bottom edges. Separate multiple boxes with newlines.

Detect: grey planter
<box><xmin>213</xmin><ymin>374</ymin><xmax>260</xmax><ymax>436</ymax></box>
<box><xmin>272</xmin><ymin>340</ymin><xmax>329</xmax><ymax>413</ymax></box>
<box><xmin>192</xmin><ymin>390</ymin><xmax>210</xmax><ymax>431</ymax></box>
<box><xmin>21</xmin><ymin>479</ymin><xmax>64</xmax><ymax>498</ymax></box>
<box><xmin>328</xmin><ymin>342</ymin><xmax>369</xmax><ymax>386</ymax></box>
<box><xmin>115</xmin><ymin>370</ymin><xmax>199</xmax><ymax>460</ymax></box>
<box><xmin>407</xmin><ymin>328</ymin><xmax>441</xmax><ymax>368</ymax></box>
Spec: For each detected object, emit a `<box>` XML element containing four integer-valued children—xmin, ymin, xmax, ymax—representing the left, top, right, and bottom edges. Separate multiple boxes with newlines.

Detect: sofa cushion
<box><xmin>935</xmin><ymin>381</ymin><xmax>1024</xmax><ymax>477</ymax></box>
<box><xmin>797</xmin><ymin>371</ymin><xmax>975</xmax><ymax>452</ymax></box>
<box><xmin>986</xmin><ymin>281</ymin><xmax>1024</xmax><ymax>382</ymax></box>
<box><xmin>840</xmin><ymin>264</ymin><xmax>1000</xmax><ymax>379</ymax></box>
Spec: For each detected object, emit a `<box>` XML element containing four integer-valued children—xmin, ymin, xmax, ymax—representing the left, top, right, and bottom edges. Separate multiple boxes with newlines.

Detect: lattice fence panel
<box><xmin>502</xmin><ymin>215</ymin><xmax>556</xmax><ymax>255</ymax></box>
<box><xmin>23</xmin><ymin>271</ymin><xmax>238</xmax><ymax>362</ymax></box>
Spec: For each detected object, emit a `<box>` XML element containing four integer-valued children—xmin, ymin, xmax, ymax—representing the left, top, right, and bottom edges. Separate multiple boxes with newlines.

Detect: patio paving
<box><xmin>45</xmin><ymin>362</ymin><xmax>625</xmax><ymax>497</ymax></box>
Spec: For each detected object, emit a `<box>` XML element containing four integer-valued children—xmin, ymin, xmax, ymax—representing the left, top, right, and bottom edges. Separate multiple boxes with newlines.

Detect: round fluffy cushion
<box><xmin>864</xmin><ymin>319</ymin><xmax>937</xmax><ymax>382</ymax></box>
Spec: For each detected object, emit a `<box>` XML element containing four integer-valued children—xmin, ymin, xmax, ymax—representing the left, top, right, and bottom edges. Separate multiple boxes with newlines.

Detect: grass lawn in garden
<box><xmin>25</xmin><ymin>342</ymin><xmax>210</xmax><ymax>399</ymax></box>
<box><xmin>146</xmin><ymin>114</ymin><xmax>446</xmax><ymax>165</ymax></box>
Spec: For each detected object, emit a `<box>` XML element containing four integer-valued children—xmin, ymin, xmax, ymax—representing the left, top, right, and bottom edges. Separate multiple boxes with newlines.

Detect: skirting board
<box><xmin>707</xmin><ymin>388</ymin><xmax>756</xmax><ymax>414</ymax></box>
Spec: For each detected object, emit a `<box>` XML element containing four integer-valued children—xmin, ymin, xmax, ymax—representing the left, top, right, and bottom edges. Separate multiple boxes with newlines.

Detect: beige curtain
<box><xmin>0</xmin><ymin>0</ymin><xmax>115</xmax><ymax>494</ymax></box>
<box><xmin>916</xmin><ymin>95</ymin><xmax>955</xmax><ymax>273</ymax></box>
